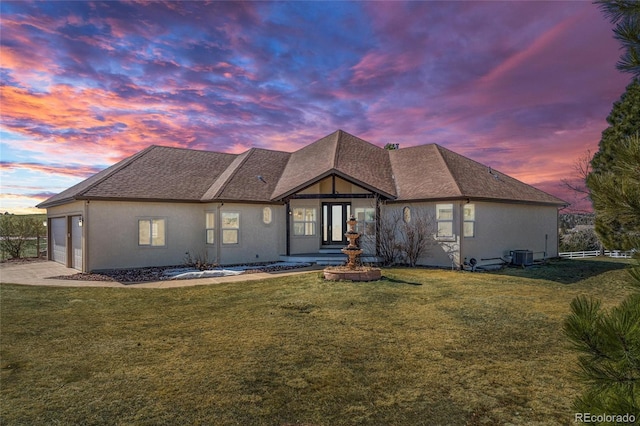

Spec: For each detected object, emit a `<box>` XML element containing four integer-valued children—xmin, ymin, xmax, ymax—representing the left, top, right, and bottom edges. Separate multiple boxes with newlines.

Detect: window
<box><xmin>263</xmin><ymin>207</ymin><xmax>272</xmax><ymax>225</ymax></box>
<box><xmin>221</xmin><ymin>212</ymin><xmax>239</xmax><ymax>244</ymax></box>
<box><xmin>138</xmin><ymin>219</ymin><xmax>166</xmax><ymax>246</ymax></box>
<box><xmin>205</xmin><ymin>212</ymin><xmax>215</xmax><ymax>244</ymax></box>
<box><xmin>436</xmin><ymin>204</ymin><xmax>454</xmax><ymax>238</ymax></box>
<box><xmin>355</xmin><ymin>207</ymin><xmax>375</xmax><ymax>236</ymax></box>
<box><xmin>293</xmin><ymin>207</ymin><xmax>316</xmax><ymax>236</ymax></box>
<box><xmin>463</xmin><ymin>204</ymin><xmax>475</xmax><ymax>238</ymax></box>
<box><xmin>403</xmin><ymin>206</ymin><xmax>411</xmax><ymax>223</ymax></box>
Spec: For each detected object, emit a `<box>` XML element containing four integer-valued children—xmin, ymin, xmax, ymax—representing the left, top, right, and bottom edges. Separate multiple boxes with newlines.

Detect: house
<box><xmin>37</xmin><ymin>130</ymin><xmax>566</xmax><ymax>272</ymax></box>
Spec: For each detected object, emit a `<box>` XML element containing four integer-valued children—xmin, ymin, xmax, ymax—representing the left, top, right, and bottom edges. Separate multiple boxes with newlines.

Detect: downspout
<box><xmin>84</xmin><ymin>200</ymin><xmax>89</xmax><ymax>273</ymax></box>
<box><xmin>375</xmin><ymin>195</ymin><xmax>381</xmax><ymax>257</ymax></box>
<box><xmin>66</xmin><ymin>215</ymin><xmax>72</xmax><ymax>269</ymax></box>
<box><xmin>458</xmin><ymin>200</ymin><xmax>465</xmax><ymax>269</ymax></box>
<box><xmin>47</xmin><ymin>217</ymin><xmax>52</xmax><ymax>261</ymax></box>
<box><xmin>544</xmin><ymin>233</ymin><xmax>548</xmax><ymax>260</ymax></box>
<box><xmin>216</xmin><ymin>203</ymin><xmax>223</xmax><ymax>264</ymax></box>
<box><xmin>285</xmin><ymin>199</ymin><xmax>291</xmax><ymax>256</ymax></box>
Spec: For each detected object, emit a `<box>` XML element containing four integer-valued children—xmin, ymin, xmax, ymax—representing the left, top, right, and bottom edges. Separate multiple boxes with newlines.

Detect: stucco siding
<box><xmin>289</xmin><ymin>199</ymin><xmax>321</xmax><ymax>254</ymax></box>
<box><xmin>86</xmin><ymin>201</ymin><xmax>285</xmax><ymax>270</ymax></box>
<box><xmin>47</xmin><ymin>201</ymin><xmax>87</xmax><ymax>270</ymax></box>
<box><xmin>86</xmin><ymin>201</ymin><xmax>204</xmax><ymax>270</ymax></box>
<box><xmin>383</xmin><ymin>201</ymin><xmax>559</xmax><ymax>268</ymax></box>
<box><xmin>461</xmin><ymin>202</ymin><xmax>559</xmax><ymax>267</ymax></box>
<box><xmin>382</xmin><ymin>202</ymin><xmax>461</xmax><ymax>268</ymax></box>
<box><xmin>209</xmin><ymin>203</ymin><xmax>285</xmax><ymax>265</ymax></box>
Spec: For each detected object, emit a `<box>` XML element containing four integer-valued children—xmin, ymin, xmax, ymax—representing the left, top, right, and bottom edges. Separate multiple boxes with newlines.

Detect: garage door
<box><xmin>50</xmin><ymin>218</ymin><xmax>66</xmax><ymax>265</ymax></box>
<box><xmin>71</xmin><ymin>216</ymin><xmax>82</xmax><ymax>271</ymax></box>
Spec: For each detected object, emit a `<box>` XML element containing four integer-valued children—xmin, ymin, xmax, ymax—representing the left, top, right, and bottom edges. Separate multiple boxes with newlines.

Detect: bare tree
<box><xmin>399</xmin><ymin>208</ymin><xmax>437</xmax><ymax>267</ymax></box>
<box><xmin>561</xmin><ymin>149</ymin><xmax>593</xmax><ymax>212</ymax></box>
<box><xmin>377</xmin><ymin>208</ymin><xmax>402</xmax><ymax>266</ymax></box>
<box><xmin>377</xmin><ymin>206</ymin><xmax>437</xmax><ymax>267</ymax></box>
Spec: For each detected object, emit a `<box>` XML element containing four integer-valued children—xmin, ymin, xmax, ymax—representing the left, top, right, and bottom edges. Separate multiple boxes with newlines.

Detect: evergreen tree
<box><xmin>564</xmin><ymin>4</ymin><xmax>640</xmax><ymax>417</ymax></box>
<box><xmin>588</xmin><ymin>79</ymin><xmax>640</xmax><ymax>248</ymax></box>
<box><xmin>595</xmin><ymin>0</ymin><xmax>640</xmax><ymax>77</ymax></box>
<box><xmin>564</xmin><ymin>291</ymin><xmax>640</xmax><ymax>417</ymax></box>
<box><xmin>588</xmin><ymin>135</ymin><xmax>640</xmax><ymax>250</ymax></box>
<box><xmin>566</xmin><ymin>135</ymin><xmax>640</xmax><ymax>417</ymax></box>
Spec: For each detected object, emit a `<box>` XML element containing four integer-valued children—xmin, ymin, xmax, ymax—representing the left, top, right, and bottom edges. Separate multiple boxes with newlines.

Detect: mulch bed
<box><xmin>49</xmin><ymin>263</ymin><xmax>313</xmax><ymax>284</ymax></box>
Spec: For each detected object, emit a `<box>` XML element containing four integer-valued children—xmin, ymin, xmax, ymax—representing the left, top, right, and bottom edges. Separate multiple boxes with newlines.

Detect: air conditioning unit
<box><xmin>511</xmin><ymin>250</ymin><xmax>533</xmax><ymax>266</ymax></box>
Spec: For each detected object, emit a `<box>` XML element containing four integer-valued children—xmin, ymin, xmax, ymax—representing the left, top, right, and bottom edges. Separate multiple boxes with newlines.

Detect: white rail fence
<box><xmin>559</xmin><ymin>250</ymin><xmax>636</xmax><ymax>259</ymax></box>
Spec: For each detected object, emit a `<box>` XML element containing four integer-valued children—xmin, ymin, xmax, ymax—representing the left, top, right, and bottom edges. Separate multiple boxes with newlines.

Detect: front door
<box><xmin>322</xmin><ymin>203</ymin><xmax>351</xmax><ymax>245</ymax></box>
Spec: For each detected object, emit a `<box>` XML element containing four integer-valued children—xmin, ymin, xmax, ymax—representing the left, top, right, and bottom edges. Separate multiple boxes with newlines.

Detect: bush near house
<box><xmin>0</xmin><ymin>214</ymin><xmax>47</xmax><ymax>260</ymax></box>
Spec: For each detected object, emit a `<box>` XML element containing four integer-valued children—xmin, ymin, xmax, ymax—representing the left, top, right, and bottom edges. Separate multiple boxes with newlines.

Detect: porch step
<box><xmin>317</xmin><ymin>259</ymin><xmax>346</xmax><ymax>266</ymax></box>
<box><xmin>279</xmin><ymin>254</ymin><xmax>381</xmax><ymax>266</ymax></box>
<box><xmin>279</xmin><ymin>254</ymin><xmax>346</xmax><ymax>265</ymax></box>
<box><xmin>319</xmin><ymin>248</ymin><xmax>343</xmax><ymax>254</ymax></box>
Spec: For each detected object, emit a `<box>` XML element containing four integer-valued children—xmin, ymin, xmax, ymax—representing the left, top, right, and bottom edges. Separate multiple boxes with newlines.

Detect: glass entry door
<box><xmin>322</xmin><ymin>203</ymin><xmax>351</xmax><ymax>245</ymax></box>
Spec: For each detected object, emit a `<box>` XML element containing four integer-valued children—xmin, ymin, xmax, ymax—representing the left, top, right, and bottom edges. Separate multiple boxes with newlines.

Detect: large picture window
<box><xmin>205</xmin><ymin>212</ymin><xmax>215</xmax><ymax>244</ymax></box>
<box><xmin>293</xmin><ymin>207</ymin><xmax>316</xmax><ymax>236</ymax></box>
<box><xmin>138</xmin><ymin>218</ymin><xmax>166</xmax><ymax>246</ymax></box>
<box><xmin>436</xmin><ymin>204</ymin><xmax>454</xmax><ymax>238</ymax></box>
<box><xmin>221</xmin><ymin>212</ymin><xmax>240</xmax><ymax>244</ymax></box>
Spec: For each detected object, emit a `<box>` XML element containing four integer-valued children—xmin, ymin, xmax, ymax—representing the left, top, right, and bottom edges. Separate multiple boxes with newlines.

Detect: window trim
<box><xmin>355</xmin><ymin>207</ymin><xmax>376</xmax><ymax>237</ymax></box>
<box><xmin>138</xmin><ymin>218</ymin><xmax>166</xmax><ymax>247</ymax></box>
<box><xmin>292</xmin><ymin>207</ymin><xmax>317</xmax><ymax>237</ymax></box>
<box><xmin>205</xmin><ymin>212</ymin><xmax>215</xmax><ymax>245</ymax></box>
<box><xmin>463</xmin><ymin>204</ymin><xmax>475</xmax><ymax>238</ymax></box>
<box><xmin>436</xmin><ymin>204</ymin><xmax>454</xmax><ymax>239</ymax></box>
<box><xmin>221</xmin><ymin>211</ymin><xmax>240</xmax><ymax>245</ymax></box>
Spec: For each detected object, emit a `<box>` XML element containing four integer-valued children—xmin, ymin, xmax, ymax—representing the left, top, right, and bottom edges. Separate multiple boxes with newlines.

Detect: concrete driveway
<box><xmin>0</xmin><ymin>260</ymin><xmax>321</xmax><ymax>288</ymax></box>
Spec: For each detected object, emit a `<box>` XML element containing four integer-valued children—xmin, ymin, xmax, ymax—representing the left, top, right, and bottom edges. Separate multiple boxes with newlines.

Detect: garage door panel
<box><xmin>51</xmin><ymin>218</ymin><xmax>66</xmax><ymax>265</ymax></box>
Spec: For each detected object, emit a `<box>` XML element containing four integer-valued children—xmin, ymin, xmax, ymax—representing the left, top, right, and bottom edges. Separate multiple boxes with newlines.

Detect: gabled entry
<box><xmin>322</xmin><ymin>202</ymin><xmax>351</xmax><ymax>245</ymax></box>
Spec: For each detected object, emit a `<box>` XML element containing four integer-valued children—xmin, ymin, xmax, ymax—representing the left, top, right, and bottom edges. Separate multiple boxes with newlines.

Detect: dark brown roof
<box><xmin>37</xmin><ymin>130</ymin><xmax>566</xmax><ymax>208</ymax></box>
<box><xmin>271</xmin><ymin>131</ymin><xmax>338</xmax><ymax>200</ymax></box>
<box><xmin>436</xmin><ymin>145</ymin><xmax>565</xmax><ymax>205</ymax></box>
<box><xmin>389</xmin><ymin>144</ymin><xmax>564</xmax><ymax>204</ymax></box>
<box><xmin>271</xmin><ymin>130</ymin><xmax>396</xmax><ymax>200</ymax></box>
<box><xmin>388</xmin><ymin>144</ymin><xmax>461</xmax><ymax>200</ymax></box>
<box><xmin>207</xmin><ymin>148</ymin><xmax>291</xmax><ymax>202</ymax></box>
<box><xmin>37</xmin><ymin>147</ymin><xmax>151</xmax><ymax>207</ymax></box>
<box><xmin>333</xmin><ymin>131</ymin><xmax>396</xmax><ymax>199</ymax></box>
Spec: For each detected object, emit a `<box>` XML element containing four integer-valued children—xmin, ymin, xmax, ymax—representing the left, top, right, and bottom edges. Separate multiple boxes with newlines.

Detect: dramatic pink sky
<box><xmin>0</xmin><ymin>1</ymin><xmax>631</xmax><ymax>213</ymax></box>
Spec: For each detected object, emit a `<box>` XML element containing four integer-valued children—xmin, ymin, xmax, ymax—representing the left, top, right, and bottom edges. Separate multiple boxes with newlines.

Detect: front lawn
<box><xmin>0</xmin><ymin>259</ymin><xmax>634</xmax><ymax>425</ymax></box>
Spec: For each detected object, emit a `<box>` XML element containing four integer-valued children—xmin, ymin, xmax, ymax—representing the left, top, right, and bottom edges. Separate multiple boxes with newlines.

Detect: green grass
<box><xmin>0</xmin><ymin>258</ymin><xmax>635</xmax><ymax>425</ymax></box>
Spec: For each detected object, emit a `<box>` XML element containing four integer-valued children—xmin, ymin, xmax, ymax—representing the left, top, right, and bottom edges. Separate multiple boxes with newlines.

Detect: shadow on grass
<box><xmin>381</xmin><ymin>276</ymin><xmax>423</xmax><ymax>286</ymax></box>
<box><xmin>488</xmin><ymin>258</ymin><xmax>630</xmax><ymax>285</ymax></box>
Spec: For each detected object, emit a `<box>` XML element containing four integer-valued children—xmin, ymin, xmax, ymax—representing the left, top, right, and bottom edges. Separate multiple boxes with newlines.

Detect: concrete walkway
<box><xmin>0</xmin><ymin>261</ymin><xmax>322</xmax><ymax>288</ymax></box>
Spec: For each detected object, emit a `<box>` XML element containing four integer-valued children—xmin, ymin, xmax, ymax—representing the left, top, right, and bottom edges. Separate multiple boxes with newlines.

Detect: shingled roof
<box><xmin>271</xmin><ymin>130</ymin><xmax>396</xmax><ymax>200</ymax></box>
<box><xmin>37</xmin><ymin>130</ymin><xmax>566</xmax><ymax>208</ymax></box>
<box><xmin>388</xmin><ymin>144</ymin><xmax>565</xmax><ymax>204</ymax></box>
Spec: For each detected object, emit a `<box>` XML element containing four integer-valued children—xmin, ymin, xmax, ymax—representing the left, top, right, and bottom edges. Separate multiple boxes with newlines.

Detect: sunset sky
<box><xmin>0</xmin><ymin>1</ymin><xmax>631</xmax><ymax>214</ymax></box>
